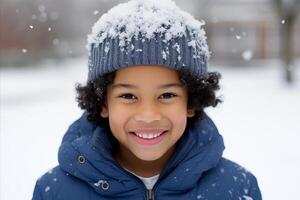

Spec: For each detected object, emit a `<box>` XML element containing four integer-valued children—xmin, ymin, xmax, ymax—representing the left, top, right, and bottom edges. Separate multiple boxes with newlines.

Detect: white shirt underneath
<box><xmin>124</xmin><ymin>168</ymin><xmax>160</xmax><ymax>190</ymax></box>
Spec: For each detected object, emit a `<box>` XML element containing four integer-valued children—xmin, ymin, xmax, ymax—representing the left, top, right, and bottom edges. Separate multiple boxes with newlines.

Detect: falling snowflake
<box><xmin>53</xmin><ymin>38</ymin><xmax>60</xmax><ymax>45</ymax></box>
<box><xmin>235</xmin><ymin>35</ymin><xmax>241</xmax><ymax>40</ymax></box>
<box><xmin>242</xmin><ymin>50</ymin><xmax>253</xmax><ymax>61</ymax></box>
<box><xmin>44</xmin><ymin>186</ymin><xmax>50</xmax><ymax>192</ymax></box>
<box><xmin>38</xmin><ymin>5</ymin><xmax>46</xmax><ymax>12</ymax></box>
<box><xmin>233</xmin><ymin>176</ymin><xmax>238</xmax><ymax>182</ymax></box>
<box><xmin>94</xmin><ymin>10</ymin><xmax>99</xmax><ymax>15</ymax></box>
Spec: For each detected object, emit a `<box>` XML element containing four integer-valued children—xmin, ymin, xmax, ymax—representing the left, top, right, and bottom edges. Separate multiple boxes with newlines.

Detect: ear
<box><xmin>187</xmin><ymin>109</ymin><xmax>195</xmax><ymax>118</ymax></box>
<box><xmin>100</xmin><ymin>98</ymin><xmax>109</xmax><ymax>118</ymax></box>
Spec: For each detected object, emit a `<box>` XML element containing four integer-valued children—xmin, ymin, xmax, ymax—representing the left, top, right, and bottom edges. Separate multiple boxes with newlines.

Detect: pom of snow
<box><xmin>104</xmin><ymin>43</ymin><xmax>110</xmax><ymax>53</ymax></box>
<box><xmin>87</xmin><ymin>0</ymin><xmax>209</xmax><ymax>58</ymax></box>
<box><xmin>162</xmin><ymin>50</ymin><xmax>167</xmax><ymax>60</ymax></box>
<box><xmin>173</xmin><ymin>43</ymin><xmax>180</xmax><ymax>53</ymax></box>
<box><xmin>188</xmin><ymin>40</ymin><xmax>196</xmax><ymax>48</ymax></box>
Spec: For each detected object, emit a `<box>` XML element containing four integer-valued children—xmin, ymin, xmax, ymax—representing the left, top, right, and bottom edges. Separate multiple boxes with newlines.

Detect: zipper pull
<box><xmin>146</xmin><ymin>189</ymin><xmax>154</xmax><ymax>200</ymax></box>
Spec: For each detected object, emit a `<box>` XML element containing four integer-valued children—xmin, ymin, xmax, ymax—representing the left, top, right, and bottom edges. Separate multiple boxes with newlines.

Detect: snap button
<box><xmin>101</xmin><ymin>181</ymin><xmax>109</xmax><ymax>190</ymax></box>
<box><xmin>94</xmin><ymin>180</ymin><xmax>109</xmax><ymax>190</ymax></box>
<box><xmin>78</xmin><ymin>155</ymin><xmax>85</xmax><ymax>164</ymax></box>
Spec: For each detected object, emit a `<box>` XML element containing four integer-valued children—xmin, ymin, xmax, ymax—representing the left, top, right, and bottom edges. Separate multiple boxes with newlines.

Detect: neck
<box><xmin>115</xmin><ymin>145</ymin><xmax>176</xmax><ymax>178</ymax></box>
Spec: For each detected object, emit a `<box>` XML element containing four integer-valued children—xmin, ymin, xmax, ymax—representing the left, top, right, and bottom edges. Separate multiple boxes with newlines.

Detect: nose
<box><xmin>134</xmin><ymin>101</ymin><xmax>162</xmax><ymax>123</ymax></box>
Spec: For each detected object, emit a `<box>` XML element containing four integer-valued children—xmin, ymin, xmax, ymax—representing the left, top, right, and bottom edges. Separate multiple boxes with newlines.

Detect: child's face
<box><xmin>100</xmin><ymin>65</ymin><xmax>195</xmax><ymax>161</ymax></box>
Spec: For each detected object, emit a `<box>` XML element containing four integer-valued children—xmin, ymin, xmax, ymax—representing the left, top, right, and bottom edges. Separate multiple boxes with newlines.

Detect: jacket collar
<box><xmin>58</xmin><ymin>112</ymin><xmax>225</xmax><ymax>196</ymax></box>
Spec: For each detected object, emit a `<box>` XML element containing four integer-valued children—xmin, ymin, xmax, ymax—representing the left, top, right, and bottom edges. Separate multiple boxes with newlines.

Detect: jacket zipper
<box><xmin>146</xmin><ymin>189</ymin><xmax>154</xmax><ymax>200</ymax></box>
<box><xmin>114</xmin><ymin>161</ymin><xmax>158</xmax><ymax>200</ymax></box>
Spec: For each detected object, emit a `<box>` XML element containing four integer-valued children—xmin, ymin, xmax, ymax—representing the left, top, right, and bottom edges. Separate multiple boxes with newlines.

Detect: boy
<box><xmin>32</xmin><ymin>0</ymin><xmax>262</xmax><ymax>199</ymax></box>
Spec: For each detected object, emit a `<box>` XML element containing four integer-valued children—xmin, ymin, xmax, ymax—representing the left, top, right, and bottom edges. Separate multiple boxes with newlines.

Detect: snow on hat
<box><xmin>87</xmin><ymin>0</ymin><xmax>210</xmax><ymax>81</ymax></box>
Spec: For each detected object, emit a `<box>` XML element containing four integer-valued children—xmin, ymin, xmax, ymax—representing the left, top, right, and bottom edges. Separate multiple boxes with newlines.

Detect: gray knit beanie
<box><xmin>86</xmin><ymin>0</ymin><xmax>210</xmax><ymax>82</ymax></box>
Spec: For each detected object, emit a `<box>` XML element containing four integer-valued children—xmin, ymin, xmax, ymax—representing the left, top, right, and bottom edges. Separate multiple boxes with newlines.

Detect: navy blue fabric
<box><xmin>32</xmin><ymin>112</ymin><xmax>262</xmax><ymax>200</ymax></box>
<box><xmin>88</xmin><ymin>34</ymin><xmax>208</xmax><ymax>82</ymax></box>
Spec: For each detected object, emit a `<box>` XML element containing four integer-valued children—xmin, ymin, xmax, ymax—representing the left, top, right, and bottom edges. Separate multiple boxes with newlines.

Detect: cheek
<box><xmin>166</xmin><ymin>103</ymin><xmax>188</xmax><ymax>136</ymax></box>
<box><xmin>171</xmin><ymin>112</ymin><xmax>187</xmax><ymax>131</ymax></box>
<box><xmin>109</xmin><ymin>104</ymin><xmax>128</xmax><ymax>117</ymax></box>
<box><xmin>106</xmin><ymin>103</ymin><xmax>130</xmax><ymax>137</ymax></box>
<box><xmin>167</xmin><ymin>100</ymin><xmax>189</xmax><ymax>117</ymax></box>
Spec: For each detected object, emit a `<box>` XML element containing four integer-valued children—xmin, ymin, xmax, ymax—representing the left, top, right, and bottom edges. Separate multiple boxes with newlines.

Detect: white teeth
<box><xmin>134</xmin><ymin>132</ymin><xmax>164</xmax><ymax>139</ymax></box>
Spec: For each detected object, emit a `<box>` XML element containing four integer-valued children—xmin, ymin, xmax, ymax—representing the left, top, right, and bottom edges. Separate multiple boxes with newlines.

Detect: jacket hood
<box><xmin>58</xmin><ymin>112</ymin><xmax>225</xmax><ymax>197</ymax></box>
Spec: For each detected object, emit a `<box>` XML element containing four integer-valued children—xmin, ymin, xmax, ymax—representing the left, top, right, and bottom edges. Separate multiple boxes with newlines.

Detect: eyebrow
<box><xmin>111</xmin><ymin>83</ymin><xmax>184</xmax><ymax>90</ymax></box>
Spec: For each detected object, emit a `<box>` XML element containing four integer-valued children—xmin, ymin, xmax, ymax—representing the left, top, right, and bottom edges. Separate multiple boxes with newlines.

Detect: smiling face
<box><xmin>100</xmin><ymin>65</ymin><xmax>195</xmax><ymax>164</ymax></box>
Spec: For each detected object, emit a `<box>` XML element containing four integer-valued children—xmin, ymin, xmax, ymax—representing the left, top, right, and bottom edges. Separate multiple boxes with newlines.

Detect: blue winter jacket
<box><xmin>32</xmin><ymin>112</ymin><xmax>262</xmax><ymax>200</ymax></box>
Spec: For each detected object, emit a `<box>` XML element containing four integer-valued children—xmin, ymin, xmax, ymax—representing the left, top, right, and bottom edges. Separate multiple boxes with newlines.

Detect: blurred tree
<box><xmin>273</xmin><ymin>0</ymin><xmax>300</xmax><ymax>83</ymax></box>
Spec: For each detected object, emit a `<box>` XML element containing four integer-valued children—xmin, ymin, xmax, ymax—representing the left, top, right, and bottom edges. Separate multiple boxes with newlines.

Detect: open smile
<box><xmin>129</xmin><ymin>130</ymin><xmax>168</xmax><ymax>146</ymax></box>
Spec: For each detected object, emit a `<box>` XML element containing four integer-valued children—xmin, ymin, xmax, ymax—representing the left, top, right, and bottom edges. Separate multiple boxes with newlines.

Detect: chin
<box><xmin>134</xmin><ymin>151</ymin><xmax>164</xmax><ymax>162</ymax></box>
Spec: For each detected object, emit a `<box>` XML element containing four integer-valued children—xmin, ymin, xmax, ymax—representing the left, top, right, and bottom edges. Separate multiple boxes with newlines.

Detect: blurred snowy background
<box><xmin>1</xmin><ymin>0</ymin><xmax>300</xmax><ymax>199</ymax></box>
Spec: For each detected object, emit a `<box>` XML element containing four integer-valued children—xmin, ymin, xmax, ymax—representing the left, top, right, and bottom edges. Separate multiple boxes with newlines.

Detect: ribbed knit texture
<box><xmin>88</xmin><ymin>33</ymin><xmax>208</xmax><ymax>81</ymax></box>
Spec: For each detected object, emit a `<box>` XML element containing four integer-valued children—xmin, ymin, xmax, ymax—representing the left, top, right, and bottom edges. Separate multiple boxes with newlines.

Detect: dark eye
<box><xmin>118</xmin><ymin>93</ymin><xmax>137</xmax><ymax>100</ymax></box>
<box><xmin>160</xmin><ymin>93</ymin><xmax>177</xmax><ymax>99</ymax></box>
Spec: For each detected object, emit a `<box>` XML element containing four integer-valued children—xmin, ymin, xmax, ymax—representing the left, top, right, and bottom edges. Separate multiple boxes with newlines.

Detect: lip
<box><xmin>129</xmin><ymin>130</ymin><xmax>168</xmax><ymax>146</ymax></box>
<box><xmin>129</xmin><ymin>128</ymin><xmax>169</xmax><ymax>134</ymax></box>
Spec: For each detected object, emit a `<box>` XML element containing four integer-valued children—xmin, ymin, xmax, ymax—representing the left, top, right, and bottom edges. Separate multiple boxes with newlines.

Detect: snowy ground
<box><xmin>1</xmin><ymin>58</ymin><xmax>299</xmax><ymax>200</ymax></box>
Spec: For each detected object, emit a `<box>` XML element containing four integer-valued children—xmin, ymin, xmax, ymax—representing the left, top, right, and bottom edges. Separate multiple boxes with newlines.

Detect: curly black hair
<box><xmin>75</xmin><ymin>68</ymin><xmax>222</xmax><ymax>131</ymax></box>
